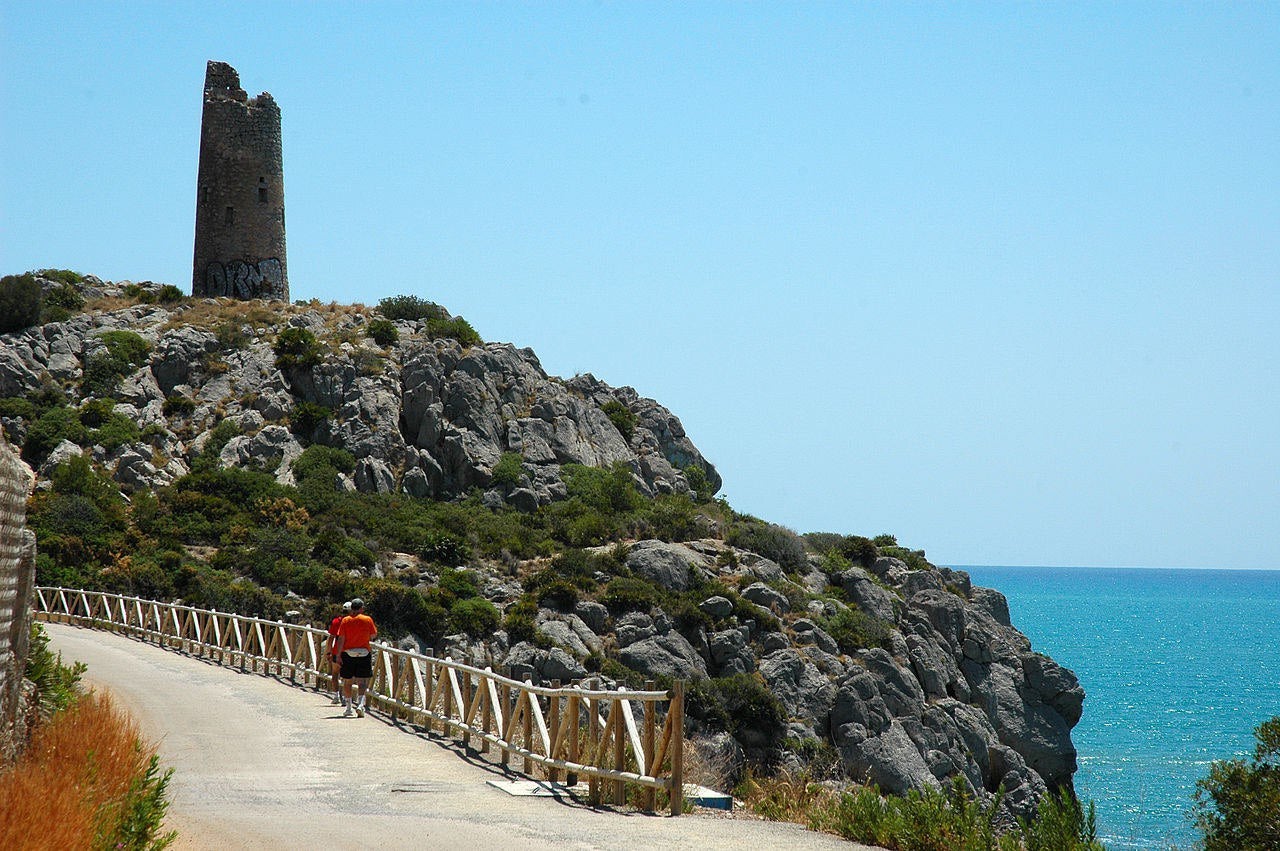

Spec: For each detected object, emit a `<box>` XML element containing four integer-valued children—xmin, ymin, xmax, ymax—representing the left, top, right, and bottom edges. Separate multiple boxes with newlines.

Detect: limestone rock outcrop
<box><xmin>0</xmin><ymin>278</ymin><xmax>719</xmax><ymax>506</ymax></box>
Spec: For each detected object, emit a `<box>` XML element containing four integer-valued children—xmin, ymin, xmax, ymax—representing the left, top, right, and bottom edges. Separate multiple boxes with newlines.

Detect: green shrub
<box><xmin>821</xmin><ymin>607</ymin><xmax>893</xmax><ymax>654</ymax></box>
<box><xmin>366</xmin><ymin>318</ymin><xmax>399</xmax><ymax>346</ymax></box>
<box><xmin>99</xmin><ymin>330</ymin><xmax>151</xmax><ymax>366</ymax></box>
<box><xmin>683</xmin><ymin>464</ymin><xmax>715</xmax><ymax>502</ymax></box>
<box><xmin>642</xmin><ymin>493</ymin><xmax>703</xmax><ymax>542</ymax></box>
<box><xmin>726</xmin><ymin>519</ymin><xmax>808</xmax><ymax>572</ymax></box>
<box><xmin>23</xmin><ymin>623</ymin><xmax>86</xmax><ymax>717</ymax></box>
<box><xmin>111</xmin><ymin>751</ymin><xmax>177</xmax><ymax>850</ymax></box>
<box><xmin>535</xmin><ymin>578</ymin><xmax>580</xmax><ymax>610</ymax></box>
<box><xmin>42</xmin><ymin>281</ymin><xmax>85</xmax><ymax>323</ymax></box>
<box><xmin>503</xmin><ymin>598</ymin><xmax>539</xmax><ymax>645</ymax></box>
<box><xmin>359</xmin><ymin>579</ymin><xmax>439</xmax><ymax>639</ymax></box>
<box><xmin>81</xmin><ymin>330</ymin><xmax>151</xmax><ymax>396</ymax></box>
<box><xmin>37</xmin><ymin>268</ymin><xmax>84</xmax><ymax>285</ymax></box>
<box><xmin>310</xmin><ymin>525</ymin><xmax>375</xmax><ymax>570</ymax></box>
<box><xmin>77</xmin><ymin>398</ymin><xmax>115</xmax><ymax>428</ymax></box>
<box><xmin>292</xmin><ymin>444</ymin><xmax>356</xmax><ymax>480</ymax></box>
<box><xmin>419</xmin><ymin>533</ymin><xmax>471</xmax><ymax>567</ymax></box>
<box><xmin>273</xmin><ymin>326</ymin><xmax>322</xmax><ymax>370</ymax></box>
<box><xmin>805</xmin><ymin>533</ymin><xmax>878</xmax><ymax>568</ymax></box>
<box><xmin>490</xmin><ymin>452</ymin><xmax>524</xmax><ymax>489</ymax></box>
<box><xmin>841</xmin><ymin>536</ymin><xmax>878</xmax><ymax>567</ymax></box>
<box><xmin>289</xmin><ymin>401</ymin><xmax>331</xmax><ymax>437</ymax></box>
<box><xmin>162</xmin><ymin>394</ymin><xmax>196</xmax><ymax>417</ymax></box>
<box><xmin>708</xmin><ymin>673</ymin><xmax>785</xmax><ymax>752</ymax></box>
<box><xmin>448</xmin><ymin>597</ymin><xmax>501</xmax><ymax>636</ymax></box>
<box><xmin>805</xmin><ymin>779</ymin><xmax>1103</xmax><ymax>851</ymax></box>
<box><xmin>879</xmin><ymin>544</ymin><xmax>932</xmax><ymax>572</ymax></box>
<box><xmin>377</xmin><ymin>295</ymin><xmax>448</xmax><ymax>322</ymax></box>
<box><xmin>438</xmin><ymin>567</ymin><xmax>481</xmax><ymax>600</ymax></box>
<box><xmin>562</xmin><ymin>462</ymin><xmax>643</xmax><ymax>515</ymax></box>
<box><xmin>22</xmin><ymin>406</ymin><xmax>87</xmax><ymax>463</ymax></box>
<box><xmin>81</xmin><ymin>354</ymin><xmax>126</xmax><ymax>396</ymax></box>
<box><xmin>0</xmin><ymin>396</ymin><xmax>35</xmax><ymax>422</ymax></box>
<box><xmin>0</xmin><ymin>273</ymin><xmax>42</xmax><ymax>333</ymax></box>
<box><xmin>91</xmin><ymin>412</ymin><xmax>140</xmax><ymax>452</ymax></box>
<box><xmin>425</xmin><ymin>316</ymin><xmax>481</xmax><ymax>346</ymax></box>
<box><xmin>601</xmin><ymin>399</ymin><xmax>636</xmax><ymax>442</ymax></box>
<box><xmin>602</xmin><ymin>576</ymin><xmax>658</xmax><ymax>614</ymax></box>
<box><xmin>1192</xmin><ymin>715</ymin><xmax>1280</xmax><ymax>850</ymax></box>
<box><xmin>156</xmin><ymin>283</ymin><xmax>184</xmax><ymax>303</ymax></box>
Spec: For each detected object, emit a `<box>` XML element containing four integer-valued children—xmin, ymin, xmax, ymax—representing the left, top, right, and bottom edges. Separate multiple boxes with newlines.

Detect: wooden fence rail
<box><xmin>33</xmin><ymin>586</ymin><xmax>685</xmax><ymax>814</ymax></box>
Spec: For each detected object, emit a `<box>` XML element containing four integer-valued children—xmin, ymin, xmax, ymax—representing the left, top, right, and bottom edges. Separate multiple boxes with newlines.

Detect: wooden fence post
<box><xmin>613</xmin><ymin>689</ymin><xmax>626</xmax><ymax>805</ymax></box>
<box><xmin>588</xmin><ymin>685</ymin><xmax>601</xmax><ymax>806</ymax></box>
<box><xmin>670</xmin><ymin>680</ymin><xmax>684</xmax><ymax>817</ymax></box>
<box><xmin>547</xmin><ymin>680</ymin><xmax>561</xmax><ymax>783</ymax></box>
<box><xmin>480</xmin><ymin>669</ymin><xmax>493</xmax><ymax>754</ymax></box>
<box><xmin>499</xmin><ymin>669</ymin><xmax>512</xmax><ymax>769</ymax></box>
<box><xmin>522</xmin><ymin>673</ymin><xmax>534</xmax><ymax>774</ymax></box>
<box><xmin>461</xmin><ymin>669</ymin><xmax>473</xmax><ymax>749</ymax></box>
<box><xmin>566</xmin><ymin>690</ymin><xmax>580</xmax><ymax>787</ymax></box>
<box><xmin>644</xmin><ymin>680</ymin><xmax>656</xmax><ymax>812</ymax></box>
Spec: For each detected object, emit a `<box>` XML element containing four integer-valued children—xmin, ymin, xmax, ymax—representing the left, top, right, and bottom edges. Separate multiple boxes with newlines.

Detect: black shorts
<box><xmin>340</xmin><ymin>650</ymin><xmax>373</xmax><ymax>679</ymax></box>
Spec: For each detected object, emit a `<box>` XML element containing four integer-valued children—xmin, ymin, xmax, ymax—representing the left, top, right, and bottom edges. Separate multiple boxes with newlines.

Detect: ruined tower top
<box><xmin>192</xmin><ymin>60</ymin><xmax>288</xmax><ymax>301</ymax></box>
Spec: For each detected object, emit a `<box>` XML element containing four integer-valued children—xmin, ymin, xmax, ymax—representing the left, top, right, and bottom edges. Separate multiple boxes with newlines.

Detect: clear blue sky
<box><xmin>3</xmin><ymin>2</ymin><xmax>1277</xmax><ymax>569</ymax></box>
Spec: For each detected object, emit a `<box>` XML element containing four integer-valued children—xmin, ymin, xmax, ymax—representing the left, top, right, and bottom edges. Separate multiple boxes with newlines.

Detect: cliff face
<box><xmin>0</xmin><ymin>277</ymin><xmax>718</xmax><ymax>505</ymax></box>
<box><xmin>0</xmin><ymin>276</ymin><xmax>1082</xmax><ymax>818</ymax></box>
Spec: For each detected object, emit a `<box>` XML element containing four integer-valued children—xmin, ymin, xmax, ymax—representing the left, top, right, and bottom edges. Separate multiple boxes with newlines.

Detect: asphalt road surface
<box><xmin>47</xmin><ymin>622</ymin><xmax>877</xmax><ymax>851</ymax></box>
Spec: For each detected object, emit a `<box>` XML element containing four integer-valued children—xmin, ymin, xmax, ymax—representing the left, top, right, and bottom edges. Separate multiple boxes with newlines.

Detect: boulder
<box><xmin>708</xmin><ymin>627</ymin><xmax>755</xmax><ymax>676</ymax></box>
<box><xmin>741</xmin><ymin>582</ymin><xmax>789</xmax><ymax>613</ymax></box>
<box><xmin>758</xmin><ymin>649</ymin><xmax>835</xmax><ymax>730</ymax></box>
<box><xmin>839</xmin><ymin>568</ymin><xmax>899</xmax><ymax>623</ymax></box>
<box><xmin>619</xmin><ymin>632</ymin><xmax>708</xmax><ymax>681</ymax></box>
<box><xmin>574</xmin><ymin>600</ymin><xmax>608</xmax><ymax>634</ymax></box>
<box><xmin>839</xmin><ymin>719</ymin><xmax>941</xmax><ymax>795</ymax></box>
<box><xmin>614</xmin><ymin>611</ymin><xmax>656</xmax><ymax>648</ymax></box>
<box><xmin>624</xmin><ymin>540</ymin><xmax>704</xmax><ymax>592</ymax></box>
<box><xmin>698</xmin><ymin>595</ymin><xmax>734</xmax><ymax>620</ymax></box>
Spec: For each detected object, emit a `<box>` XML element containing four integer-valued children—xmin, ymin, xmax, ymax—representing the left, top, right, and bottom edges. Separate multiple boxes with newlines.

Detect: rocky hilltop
<box><xmin>0</xmin><ymin>274</ymin><xmax>1083</xmax><ymax>821</ymax></box>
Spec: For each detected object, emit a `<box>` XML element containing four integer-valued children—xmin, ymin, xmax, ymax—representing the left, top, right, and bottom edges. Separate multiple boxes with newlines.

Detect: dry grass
<box><xmin>84</xmin><ymin>295</ymin><xmax>142</xmax><ymax>314</ymax></box>
<box><xmin>0</xmin><ymin>692</ymin><xmax>166</xmax><ymax>850</ymax></box>
<box><xmin>161</xmin><ymin>297</ymin><xmax>280</xmax><ymax>333</ymax></box>
<box><xmin>736</xmin><ymin>768</ymin><xmax>840</xmax><ymax>824</ymax></box>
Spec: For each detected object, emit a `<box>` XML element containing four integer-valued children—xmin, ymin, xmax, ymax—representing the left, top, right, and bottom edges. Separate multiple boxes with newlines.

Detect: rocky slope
<box><xmin>0</xmin><ymin>274</ymin><xmax>1083</xmax><ymax>820</ymax></box>
<box><xmin>0</xmin><ymin>276</ymin><xmax>718</xmax><ymax>504</ymax></box>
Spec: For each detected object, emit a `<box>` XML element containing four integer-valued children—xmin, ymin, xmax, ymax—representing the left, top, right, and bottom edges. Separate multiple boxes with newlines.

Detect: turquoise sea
<box><xmin>961</xmin><ymin>566</ymin><xmax>1280</xmax><ymax>850</ymax></box>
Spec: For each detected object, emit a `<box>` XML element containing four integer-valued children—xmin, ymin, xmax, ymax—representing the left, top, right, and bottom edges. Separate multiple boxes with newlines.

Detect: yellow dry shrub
<box><xmin>0</xmin><ymin>692</ymin><xmax>161</xmax><ymax>850</ymax></box>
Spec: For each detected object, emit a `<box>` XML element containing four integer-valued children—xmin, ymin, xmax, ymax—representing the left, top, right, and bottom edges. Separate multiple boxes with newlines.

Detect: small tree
<box><xmin>366</xmin><ymin>317</ymin><xmax>399</xmax><ymax>347</ymax></box>
<box><xmin>273</xmin><ymin>327</ymin><xmax>322</xmax><ymax>370</ymax></box>
<box><xmin>0</xmin><ymin>273</ymin><xmax>42</xmax><ymax>333</ymax></box>
<box><xmin>601</xmin><ymin>399</ymin><xmax>636</xmax><ymax>442</ymax></box>
<box><xmin>1192</xmin><ymin>716</ymin><xmax>1280</xmax><ymax>850</ymax></box>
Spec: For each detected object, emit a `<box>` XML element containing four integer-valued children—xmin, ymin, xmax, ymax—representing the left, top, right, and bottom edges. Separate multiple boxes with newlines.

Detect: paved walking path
<box><xmin>47</xmin><ymin>623</ymin><xmax>876</xmax><ymax>851</ymax></box>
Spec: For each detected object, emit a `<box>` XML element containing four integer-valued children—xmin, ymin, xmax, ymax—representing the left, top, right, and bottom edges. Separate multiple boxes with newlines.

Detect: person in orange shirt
<box><xmin>326</xmin><ymin>601</ymin><xmax>351</xmax><ymax>704</ymax></box>
<box><xmin>334</xmin><ymin>597</ymin><xmax>377</xmax><ymax>717</ymax></box>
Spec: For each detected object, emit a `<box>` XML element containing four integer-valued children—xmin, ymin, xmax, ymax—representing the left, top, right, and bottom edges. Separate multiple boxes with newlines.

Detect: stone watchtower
<box><xmin>192</xmin><ymin>61</ymin><xmax>288</xmax><ymax>300</ymax></box>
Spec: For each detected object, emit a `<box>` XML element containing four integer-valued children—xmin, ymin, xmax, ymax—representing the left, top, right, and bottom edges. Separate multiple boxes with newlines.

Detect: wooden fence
<box><xmin>33</xmin><ymin>586</ymin><xmax>685</xmax><ymax>814</ymax></box>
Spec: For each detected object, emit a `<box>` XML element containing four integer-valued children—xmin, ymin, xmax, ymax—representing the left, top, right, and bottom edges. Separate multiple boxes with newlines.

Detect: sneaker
<box><xmin>355</xmin><ymin>703</ymin><xmax>364</xmax><ymax>718</ymax></box>
<box><xmin>331</xmin><ymin>693</ymin><xmax>341</xmax><ymax>704</ymax></box>
<box><xmin>343</xmin><ymin>704</ymin><xmax>353</xmax><ymax>718</ymax></box>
